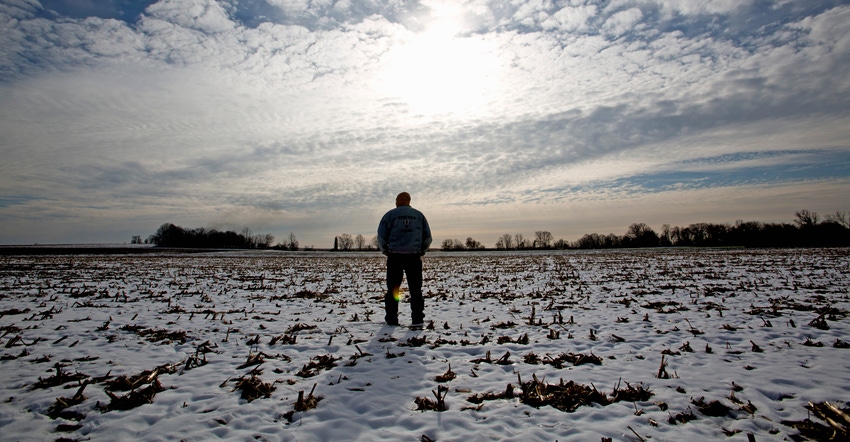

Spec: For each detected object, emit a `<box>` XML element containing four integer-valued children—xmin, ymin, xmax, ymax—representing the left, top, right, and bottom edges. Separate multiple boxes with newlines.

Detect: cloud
<box><xmin>542</xmin><ymin>4</ymin><xmax>598</xmax><ymax>32</ymax></box>
<box><xmin>145</xmin><ymin>0</ymin><xmax>235</xmax><ymax>34</ymax></box>
<box><xmin>648</xmin><ymin>0</ymin><xmax>751</xmax><ymax>16</ymax></box>
<box><xmin>602</xmin><ymin>7</ymin><xmax>644</xmax><ymax>37</ymax></box>
<box><xmin>0</xmin><ymin>0</ymin><xmax>41</xmax><ymax>19</ymax></box>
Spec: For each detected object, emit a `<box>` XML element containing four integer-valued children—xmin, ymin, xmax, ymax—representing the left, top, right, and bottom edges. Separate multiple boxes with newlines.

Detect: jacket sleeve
<box><xmin>421</xmin><ymin>215</ymin><xmax>432</xmax><ymax>254</ymax></box>
<box><xmin>377</xmin><ymin>213</ymin><xmax>390</xmax><ymax>254</ymax></box>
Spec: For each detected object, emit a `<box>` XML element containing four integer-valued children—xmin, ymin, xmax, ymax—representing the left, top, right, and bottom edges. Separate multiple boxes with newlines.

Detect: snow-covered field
<box><xmin>1</xmin><ymin>248</ymin><xmax>848</xmax><ymax>441</ymax></box>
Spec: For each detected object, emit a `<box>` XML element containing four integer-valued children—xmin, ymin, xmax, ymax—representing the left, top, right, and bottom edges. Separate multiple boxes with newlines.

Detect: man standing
<box><xmin>377</xmin><ymin>192</ymin><xmax>432</xmax><ymax>327</ymax></box>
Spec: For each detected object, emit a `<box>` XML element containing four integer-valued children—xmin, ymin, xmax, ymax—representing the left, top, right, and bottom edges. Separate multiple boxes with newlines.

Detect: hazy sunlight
<box><xmin>377</xmin><ymin>3</ymin><xmax>501</xmax><ymax>119</ymax></box>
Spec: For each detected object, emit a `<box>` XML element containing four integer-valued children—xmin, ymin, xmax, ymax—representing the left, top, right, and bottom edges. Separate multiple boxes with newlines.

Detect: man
<box><xmin>377</xmin><ymin>192</ymin><xmax>432</xmax><ymax>327</ymax></box>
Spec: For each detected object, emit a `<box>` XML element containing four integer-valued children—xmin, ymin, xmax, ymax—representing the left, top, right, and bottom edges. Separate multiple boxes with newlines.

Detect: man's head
<box><xmin>395</xmin><ymin>192</ymin><xmax>411</xmax><ymax>207</ymax></box>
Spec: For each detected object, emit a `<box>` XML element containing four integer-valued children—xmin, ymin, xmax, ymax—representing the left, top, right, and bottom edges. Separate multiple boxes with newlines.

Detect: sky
<box><xmin>1</xmin><ymin>0</ymin><xmax>849</xmax><ymax>248</ymax></box>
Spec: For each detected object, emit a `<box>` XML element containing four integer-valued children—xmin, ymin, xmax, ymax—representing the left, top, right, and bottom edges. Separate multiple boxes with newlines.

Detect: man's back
<box><xmin>378</xmin><ymin>205</ymin><xmax>432</xmax><ymax>255</ymax></box>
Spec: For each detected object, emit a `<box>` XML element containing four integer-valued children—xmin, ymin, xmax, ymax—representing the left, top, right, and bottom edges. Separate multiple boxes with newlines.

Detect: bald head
<box><xmin>395</xmin><ymin>192</ymin><xmax>411</xmax><ymax>207</ymax></box>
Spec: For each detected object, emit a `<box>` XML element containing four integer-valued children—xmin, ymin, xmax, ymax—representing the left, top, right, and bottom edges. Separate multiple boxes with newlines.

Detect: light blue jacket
<box><xmin>377</xmin><ymin>205</ymin><xmax>432</xmax><ymax>255</ymax></box>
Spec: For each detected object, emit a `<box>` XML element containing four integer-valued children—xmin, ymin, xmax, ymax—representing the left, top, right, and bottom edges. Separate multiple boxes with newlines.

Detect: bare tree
<box><xmin>605</xmin><ymin>233</ymin><xmax>621</xmax><ymax>248</ymax></box>
<box><xmin>338</xmin><ymin>233</ymin><xmax>354</xmax><ymax>251</ymax></box>
<box><xmin>442</xmin><ymin>239</ymin><xmax>467</xmax><ymax>250</ymax></box>
<box><xmin>355</xmin><ymin>234</ymin><xmax>365</xmax><ymax>250</ymax></box>
<box><xmin>626</xmin><ymin>223</ymin><xmax>659</xmax><ymax>247</ymax></box>
<box><xmin>240</xmin><ymin>227</ymin><xmax>253</xmax><ymax>247</ymax></box>
<box><xmin>514</xmin><ymin>233</ymin><xmax>527</xmax><ymax>249</ymax></box>
<box><xmin>825</xmin><ymin>211</ymin><xmax>849</xmax><ymax>228</ymax></box>
<box><xmin>466</xmin><ymin>237</ymin><xmax>483</xmax><ymax>250</ymax></box>
<box><xmin>257</xmin><ymin>233</ymin><xmax>275</xmax><ymax>248</ymax></box>
<box><xmin>660</xmin><ymin>224</ymin><xmax>672</xmax><ymax>246</ymax></box>
<box><xmin>670</xmin><ymin>226</ymin><xmax>682</xmax><ymax>246</ymax></box>
<box><xmin>371</xmin><ymin>235</ymin><xmax>380</xmax><ymax>250</ymax></box>
<box><xmin>534</xmin><ymin>231</ymin><xmax>552</xmax><ymax>249</ymax></box>
<box><xmin>288</xmin><ymin>232</ymin><xmax>299</xmax><ymax>251</ymax></box>
<box><xmin>500</xmin><ymin>233</ymin><xmax>514</xmax><ymax>249</ymax></box>
<box><xmin>794</xmin><ymin>210</ymin><xmax>820</xmax><ymax>227</ymax></box>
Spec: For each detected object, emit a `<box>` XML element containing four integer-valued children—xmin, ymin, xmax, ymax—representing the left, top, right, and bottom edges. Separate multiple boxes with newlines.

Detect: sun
<box><xmin>376</xmin><ymin>3</ymin><xmax>501</xmax><ymax>119</ymax></box>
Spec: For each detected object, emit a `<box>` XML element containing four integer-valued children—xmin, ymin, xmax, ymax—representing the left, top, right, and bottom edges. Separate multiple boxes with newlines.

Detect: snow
<box><xmin>1</xmin><ymin>248</ymin><xmax>849</xmax><ymax>441</ymax></box>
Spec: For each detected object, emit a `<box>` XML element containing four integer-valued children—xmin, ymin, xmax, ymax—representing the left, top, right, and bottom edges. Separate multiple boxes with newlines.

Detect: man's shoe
<box><xmin>409</xmin><ymin>322</ymin><xmax>424</xmax><ymax>330</ymax></box>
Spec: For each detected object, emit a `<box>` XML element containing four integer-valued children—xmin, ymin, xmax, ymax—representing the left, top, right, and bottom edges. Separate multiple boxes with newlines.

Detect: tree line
<box><xmin>143</xmin><ymin>209</ymin><xmax>848</xmax><ymax>251</ymax></box>
<box><xmin>443</xmin><ymin>231</ymin><xmax>561</xmax><ymax>251</ymax></box>
<box><xmin>572</xmin><ymin>210</ymin><xmax>849</xmax><ymax>249</ymax></box>
<box><xmin>143</xmin><ymin>223</ymin><xmax>306</xmax><ymax>250</ymax></box>
<box><xmin>442</xmin><ymin>210</ymin><xmax>850</xmax><ymax>250</ymax></box>
<box><xmin>332</xmin><ymin>233</ymin><xmax>379</xmax><ymax>251</ymax></box>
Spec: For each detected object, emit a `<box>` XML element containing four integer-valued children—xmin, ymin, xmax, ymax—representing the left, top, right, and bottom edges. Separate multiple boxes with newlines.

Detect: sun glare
<box><xmin>377</xmin><ymin>3</ymin><xmax>501</xmax><ymax>119</ymax></box>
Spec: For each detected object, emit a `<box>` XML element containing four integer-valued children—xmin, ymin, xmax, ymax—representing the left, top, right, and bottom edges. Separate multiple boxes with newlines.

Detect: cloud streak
<box><xmin>1</xmin><ymin>0</ymin><xmax>849</xmax><ymax>246</ymax></box>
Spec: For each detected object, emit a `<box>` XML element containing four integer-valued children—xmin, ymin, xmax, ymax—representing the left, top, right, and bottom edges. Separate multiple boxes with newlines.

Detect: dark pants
<box><xmin>385</xmin><ymin>253</ymin><xmax>424</xmax><ymax>325</ymax></box>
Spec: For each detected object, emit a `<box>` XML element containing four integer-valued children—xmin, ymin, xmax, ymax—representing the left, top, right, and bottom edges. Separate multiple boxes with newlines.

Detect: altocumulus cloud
<box><xmin>1</xmin><ymin>0</ymin><xmax>849</xmax><ymax>246</ymax></box>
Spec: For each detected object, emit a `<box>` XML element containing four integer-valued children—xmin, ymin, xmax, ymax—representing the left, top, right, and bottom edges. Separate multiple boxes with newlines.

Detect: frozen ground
<box><xmin>1</xmin><ymin>248</ymin><xmax>849</xmax><ymax>441</ymax></box>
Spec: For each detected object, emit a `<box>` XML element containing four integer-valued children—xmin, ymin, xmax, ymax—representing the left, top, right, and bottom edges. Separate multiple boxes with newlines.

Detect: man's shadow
<box><xmin>289</xmin><ymin>321</ymin><xmax>432</xmax><ymax>439</ymax></box>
